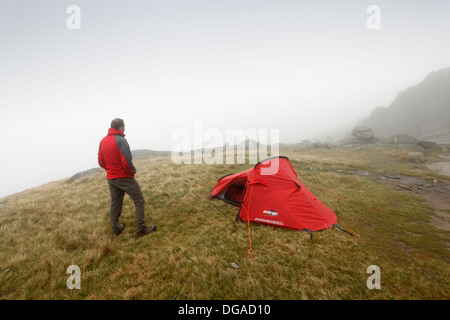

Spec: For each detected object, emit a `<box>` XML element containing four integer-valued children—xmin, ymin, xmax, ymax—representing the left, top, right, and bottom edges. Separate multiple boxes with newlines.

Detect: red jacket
<box><xmin>98</xmin><ymin>128</ymin><xmax>136</xmax><ymax>179</ymax></box>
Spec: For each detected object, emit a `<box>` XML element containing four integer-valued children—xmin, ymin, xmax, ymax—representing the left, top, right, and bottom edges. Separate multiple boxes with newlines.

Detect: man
<box><xmin>98</xmin><ymin>118</ymin><xmax>157</xmax><ymax>238</ymax></box>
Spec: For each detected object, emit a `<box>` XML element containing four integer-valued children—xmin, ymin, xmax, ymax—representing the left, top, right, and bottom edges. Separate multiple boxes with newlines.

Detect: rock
<box><xmin>351</xmin><ymin>127</ymin><xmax>375</xmax><ymax>142</ymax></box>
<box><xmin>384</xmin><ymin>134</ymin><xmax>418</xmax><ymax>145</ymax></box>
<box><xmin>426</xmin><ymin>162</ymin><xmax>450</xmax><ymax>177</ymax></box>
<box><xmin>69</xmin><ymin>167</ymin><xmax>103</xmax><ymax>183</ymax></box>
<box><xmin>230</xmin><ymin>262</ymin><xmax>240</xmax><ymax>269</ymax></box>
<box><xmin>417</xmin><ymin>141</ymin><xmax>441</xmax><ymax>151</ymax></box>
<box><xmin>385</xmin><ymin>175</ymin><xmax>401</xmax><ymax>179</ymax></box>
<box><xmin>420</xmin><ymin>127</ymin><xmax>450</xmax><ymax>145</ymax></box>
<box><xmin>438</xmin><ymin>154</ymin><xmax>450</xmax><ymax>161</ymax></box>
<box><xmin>397</xmin><ymin>183</ymin><xmax>412</xmax><ymax>190</ymax></box>
<box><xmin>358</xmin><ymin>68</ymin><xmax>450</xmax><ymax>140</ymax></box>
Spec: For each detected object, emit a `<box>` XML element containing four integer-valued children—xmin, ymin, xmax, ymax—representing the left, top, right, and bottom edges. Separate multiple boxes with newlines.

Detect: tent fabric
<box><xmin>210</xmin><ymin>156</ymin><xmax>337</xmax><ymax>232</ymax></box>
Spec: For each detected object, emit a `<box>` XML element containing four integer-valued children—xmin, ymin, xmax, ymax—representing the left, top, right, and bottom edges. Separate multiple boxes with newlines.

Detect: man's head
<box><xmin>111</xmin><ymin>118</ymin><xmax>125</xmax><ymax>132</ymax></box>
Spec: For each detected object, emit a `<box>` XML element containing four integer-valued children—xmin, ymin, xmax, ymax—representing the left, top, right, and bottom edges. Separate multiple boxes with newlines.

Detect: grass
<box><xmin>0</xmin><ymin>148</ymin><xmax>449</xmax><ymax>299</ymax></box>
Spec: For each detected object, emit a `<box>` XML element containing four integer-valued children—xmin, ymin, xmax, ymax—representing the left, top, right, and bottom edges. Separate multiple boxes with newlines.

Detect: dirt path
<box><xmin>351</xmin><ymin>170</ymin><xmax>450</xmax><ymax>232</ymax></box>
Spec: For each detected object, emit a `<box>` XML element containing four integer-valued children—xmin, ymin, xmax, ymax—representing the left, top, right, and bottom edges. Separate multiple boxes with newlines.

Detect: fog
<box><xmin>1</xmin><ymin>0</ymin><xmax>450</xmax><ymax>198</ymax></box>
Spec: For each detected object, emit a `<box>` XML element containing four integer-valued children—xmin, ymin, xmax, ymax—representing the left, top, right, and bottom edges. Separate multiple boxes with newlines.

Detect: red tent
<box><xmin>210</xmin><ymin>156</ymin><xmax>337</xmax><ymax>232</ymax></box>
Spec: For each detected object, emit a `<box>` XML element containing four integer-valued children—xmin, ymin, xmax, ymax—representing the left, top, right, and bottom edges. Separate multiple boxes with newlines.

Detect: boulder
<box><xmin>230</xmin><ymin>262</ymin><xmax>240</xmax><ymax>269</ymax></box>
<box><xmin>351</xmin><ymin>127</ymin><xmax>375</xmax><ymax>142</ymax></box>
<box><xmin>417</xmin><ymin>140</ymin><xmax>441</xmax><ymax>151</ymax></box>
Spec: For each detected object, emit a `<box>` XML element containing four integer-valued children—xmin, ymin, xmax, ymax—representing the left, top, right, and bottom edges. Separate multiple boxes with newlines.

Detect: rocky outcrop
<box><xmin>351</xmin><ymin>127</ymin><xmax>375</xmax><ymax>142</ymax></box>
<box><xmin>359</xmin><ymin>67</ymin><xmax>450</xmax><ymax>143</ymax></box>
<box><xmin>69</xmin><ymin>168</ymin><xmax>103</xmax><ymax>183</ymax></box>
<box><xmin>418</xmin><ymin>140</ymin><xmax>441</xmax><ymax>151</ymax></box>
<box><xmin>335</xmin><ymin>127</ymin><xmax>445</xmax><ymax>152</ymax></box>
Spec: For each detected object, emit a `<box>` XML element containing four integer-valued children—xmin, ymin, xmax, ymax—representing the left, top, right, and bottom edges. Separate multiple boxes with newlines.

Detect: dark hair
<box><xmin>111</xmin><ymin>118</ymin><xmax>124</xmax><ymax>130</ymax></box>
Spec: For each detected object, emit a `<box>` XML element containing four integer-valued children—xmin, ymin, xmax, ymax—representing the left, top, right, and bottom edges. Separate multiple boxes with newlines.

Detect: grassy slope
<box><xmin>0</xmin><ymin>148</ymin><xmax>448</xmax><ymax>299</ymax></box>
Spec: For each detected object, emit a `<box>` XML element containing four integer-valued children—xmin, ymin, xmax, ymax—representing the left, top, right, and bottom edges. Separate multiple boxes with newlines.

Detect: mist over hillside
<box><xmin>358</xmin><ymin>67</ymin><xmax>450</xmax><ymax>143</ymax></box>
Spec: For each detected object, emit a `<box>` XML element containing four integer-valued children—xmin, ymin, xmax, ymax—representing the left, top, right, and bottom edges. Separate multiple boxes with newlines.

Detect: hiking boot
<box><xmin>135</xmin><ymin>225</ymin><xmax>157</xmax><ymax>238</ymax></box>
<box><xmin>112</xmin><ymin>223</ymin><xmax>125</xmax><ymax>236</ymax></box>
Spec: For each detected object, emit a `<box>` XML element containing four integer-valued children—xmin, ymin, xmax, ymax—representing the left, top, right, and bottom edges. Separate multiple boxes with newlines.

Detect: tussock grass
<box><xmin>0</xmin><ymin>149</ymin><xmax>449</xmax><ymax>300</ymax></box>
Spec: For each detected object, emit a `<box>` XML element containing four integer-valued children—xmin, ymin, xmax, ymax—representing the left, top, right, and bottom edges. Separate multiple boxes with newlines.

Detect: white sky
<box><xmin>1</xmin><ymin>0</ymin><xmax>450</xmax><ymax>198</ymax></box>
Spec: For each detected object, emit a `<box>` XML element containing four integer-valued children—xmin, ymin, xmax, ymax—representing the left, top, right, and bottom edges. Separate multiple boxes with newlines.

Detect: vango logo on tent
<box><xmin>263</xmin><ymin>209</ymin><xmax>279</xmax><ymax>217</ymax></box>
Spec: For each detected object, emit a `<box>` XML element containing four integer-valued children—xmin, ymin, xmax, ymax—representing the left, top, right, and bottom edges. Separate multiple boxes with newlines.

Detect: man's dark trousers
<box><xmin>107</xmin><ymin>177</ymin><xmax>146</xmax><ymax>234</ymax></box>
